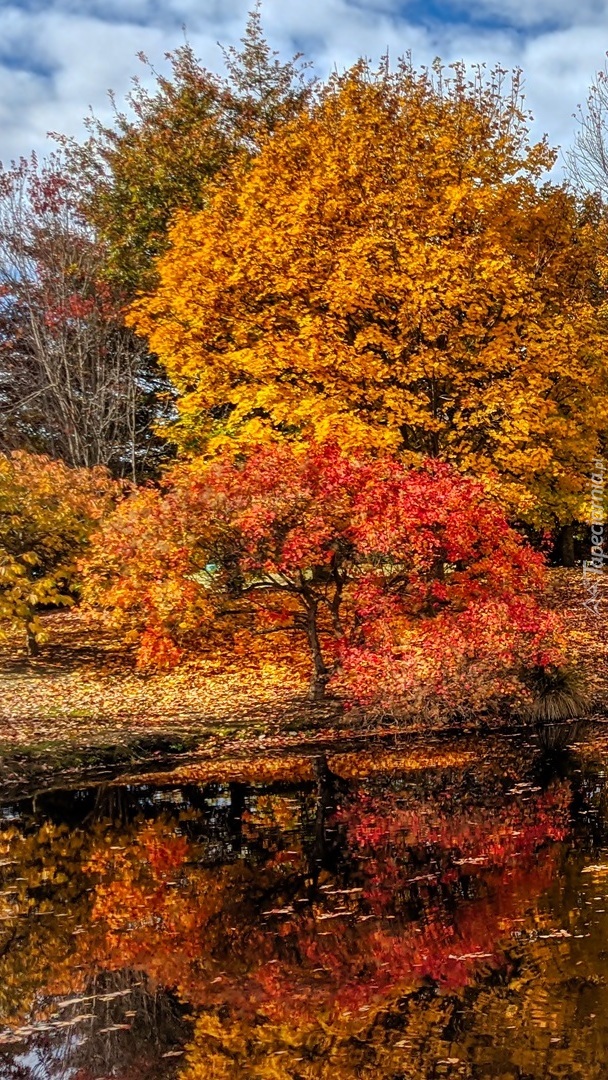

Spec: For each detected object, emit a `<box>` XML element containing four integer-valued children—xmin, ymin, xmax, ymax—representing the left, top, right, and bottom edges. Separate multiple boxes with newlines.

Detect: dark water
<box><xmin>1</xmin><ymin>737</ymin><xmax>608</xmax><ymax>1079</ymax></box>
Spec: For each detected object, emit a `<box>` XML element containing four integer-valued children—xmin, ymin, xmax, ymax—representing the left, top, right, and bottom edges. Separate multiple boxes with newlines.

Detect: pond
<box><xmin>1</xmin><ymin>735</ymin><xmax>608</xmax><ymax>1078</ymax></box>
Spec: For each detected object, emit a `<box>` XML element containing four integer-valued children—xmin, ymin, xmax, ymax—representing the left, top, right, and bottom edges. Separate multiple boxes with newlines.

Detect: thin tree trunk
<box><xmin>555</xmin><ymin>524</ymin><xmax>576</xmax><ymax>567</ymax></box>
<box><xmin>305</xmin><ymin>603</ymin><xmax>329</xmax><ymax>701</ymax></box>
<box><xmin>26</xmin><ymin>622</ymin><xmax>39</xmax><ymax>657</ymax></box>
<box><xmin>308</xmin><ymin>754</ymin><xmax>344</xmax><ymax>886</ymax></box>
<box><xmin>228</xmin><ymin>782</ymin><xmax>246</xmax><ymax>854</ymax></box>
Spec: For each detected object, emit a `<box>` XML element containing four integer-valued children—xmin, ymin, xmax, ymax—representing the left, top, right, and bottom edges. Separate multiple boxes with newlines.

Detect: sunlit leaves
<box><xmin>83</xmin><ymin>442</ymin><xmax>563</xmax><ymax>718</ymax></box>
<box><xmin>130</xmin><ymin>60</ymin><xmax>608</xmax><ymax>527</ymax></box>
<box><xmin>0</xmin><ymin>452</ymin><xmax>116</xmax><ymax>651</ymax></box>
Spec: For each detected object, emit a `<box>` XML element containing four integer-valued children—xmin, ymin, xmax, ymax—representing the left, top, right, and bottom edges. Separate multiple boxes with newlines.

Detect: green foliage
<box><xmin>56</xmin><ymin>5</ymin><xmax>313</xmax><ymax>293</ymax></box>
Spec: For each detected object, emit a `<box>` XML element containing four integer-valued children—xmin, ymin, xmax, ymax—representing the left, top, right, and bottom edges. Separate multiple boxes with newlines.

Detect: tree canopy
<box><xmin>83</xmin><ymin>442</ymin><xmax>562</xmax><ymax>715</ymax></box>
<box><xmin>129</xmin><ymin>60</ymin><xmax>608</xmax><ymax>528</ymax></box>
<box><xmin>0</xmin><ymin>154</ymin><xmax>173</xmax><ymax>477</ymax></box>
<box><xmin>57</xmin><ymin>4</ymin><xmax>313</xmax><ymax>294</ymax></box>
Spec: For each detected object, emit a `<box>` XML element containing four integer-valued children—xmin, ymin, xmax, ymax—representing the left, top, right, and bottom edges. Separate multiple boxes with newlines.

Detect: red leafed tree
<box><xmin>83</xmin><ymin>442</ymin><xmax>563</xmax><ymax>717</ymax></box>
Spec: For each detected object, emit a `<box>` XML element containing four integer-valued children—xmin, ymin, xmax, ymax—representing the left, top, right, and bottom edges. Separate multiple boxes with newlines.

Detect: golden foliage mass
<box><xmin>130</xmin><ymin>61</ymin><xmax>608</xmax><ymax>526</ymax></box>
<box><xmin>0</xmin><ymin>453</ymin><xmax>115</xmax><ymax>650</ymax></box>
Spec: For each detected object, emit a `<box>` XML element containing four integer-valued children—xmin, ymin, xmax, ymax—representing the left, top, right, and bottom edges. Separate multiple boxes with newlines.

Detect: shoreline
<box><xmin>0</xmin><ymin>567</ymin><xmax>606</xmax><ymax>792</ymax></box>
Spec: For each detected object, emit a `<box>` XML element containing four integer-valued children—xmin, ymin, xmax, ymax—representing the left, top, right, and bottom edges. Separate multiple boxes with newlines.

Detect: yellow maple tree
<box><xmin>130</xmin><ymin>60</ymin><xmax>608</xmax><ymax>528</ymax></box>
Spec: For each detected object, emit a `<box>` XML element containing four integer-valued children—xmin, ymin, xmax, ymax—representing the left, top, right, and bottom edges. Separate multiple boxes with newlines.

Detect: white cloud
<box><xmin>454</xmin><ymin>0</ymin><xmax>607</xmax><ymax>30</ymax></box>
<box><xmin>0</xmin><ymin>0</ymin><xmax>606</xmax><ymax>180</ymax></box>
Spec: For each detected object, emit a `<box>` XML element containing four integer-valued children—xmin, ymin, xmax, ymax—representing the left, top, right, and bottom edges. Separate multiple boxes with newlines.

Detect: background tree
<box><xmin>130</xmin><ymin>60</ymin><xmax>608</xmax><ymax>531</ymax></box>
<box><xmin>56</xmin><ymin>4</ymin><xmax>313</xmax><ymax>294</ymax></box>
<box><xmin>568</xmin><ymin>55</ymin><xmax>608</xmax><ymax>197</ymax></box>
<box><xmin>0</xmin><ymin>451</ymin><xmax>115</xmax><ymax>653</ymax></box>
<box><xmin>0</xmin><ymin>155</ymin><xmax>171</xmax><ymax>478</ymax></box>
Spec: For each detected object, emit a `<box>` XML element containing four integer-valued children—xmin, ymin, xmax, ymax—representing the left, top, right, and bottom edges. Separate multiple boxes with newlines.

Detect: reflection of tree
<box><xmin>0</xmin><ymin>972</ymin><xmax>189</xmax><ymax>1080</ymax></box>
<box><xmin>0</xmin><ymin>819</ymin><xmax>101</xmax><ymax>1022</ymax></box>
<box><xmin>65</xmin><ymin>778</ymin><xmax>572</xmax><ymax>1071</ymax></box>
<box><xmin>238</xmin><ymin>780</ymin><xmax>571</xmax><ymax>1020</ymax></box>
<box><xmin>174</xmin><ymin>772</ymin><xmax>576</xmax><ymax>1078</ymax></box>
<box><xmin>0</xmin><ymin>798</ymin><xmax>208</xmax><ymax>1076</ymax></box>
<box><xmin>178</xmin><ymin>956</ymin><xmax>608</xmax><ymax>1080</ymax></box>
<box><xmin>308</xmin><ymin>755</ymin><xmax>347</xmax><ymax>884</ymax></box>
<box><xmin>0</xmin><ymin>764</ymin><xmax>581</xmax><ymax>1080</ymax></box>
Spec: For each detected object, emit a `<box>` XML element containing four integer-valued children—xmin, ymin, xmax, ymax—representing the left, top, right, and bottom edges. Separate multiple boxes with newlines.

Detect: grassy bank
<box><xmin>0</xmin><ymin>568</ymin><xmax>607</xmax><ymax>786</ymax></box>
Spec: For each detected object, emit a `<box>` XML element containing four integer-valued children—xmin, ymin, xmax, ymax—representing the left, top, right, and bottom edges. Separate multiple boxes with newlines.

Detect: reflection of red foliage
<box><xmin>264</xmin><ymin>854</ymin><xmax>561</xmax><ymax>1018</ymax></box>
<box><xmin>75</xmin><ymin>781</ymin><xmax>571</xmax><ymax>1028</ymax></box>
<box><xmin>143</xmin><ymin>833</ymin><xmax>189</xmax><ymax>877</ymax></box>
<box><xmin>338</xmin><ymin>782</ymin><xmax>570</xmax><ymax>908</ymax></box>
<box><xmin>251</xmin><ymin>784</ymin><xmax>570</xmax><ymax>1020</ymax></box>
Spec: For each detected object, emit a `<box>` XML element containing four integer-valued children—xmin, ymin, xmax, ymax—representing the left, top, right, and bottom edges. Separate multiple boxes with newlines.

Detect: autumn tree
<box><xmin>83</xmin><ymin>443</ymin><xmax>562</xmax><ymax>715</ymax></box>
<box><xmin>130</xmin><ymin>60</ymin><xmax>608</xmax><ymax>530</ymax></box>
<box><xmin>57</xmin><ymin>5</ymin><xmax>313</xmax><ymax>294</ymax></box>
<box><xmin>0</xmin><ymin>155</ymin><xmax>171</xmax><ymax>477</ymax></box>
<box><xmin>0</xmin><ymin>451</ymin><xmax>115</xmax><ymax>653</ymax></box>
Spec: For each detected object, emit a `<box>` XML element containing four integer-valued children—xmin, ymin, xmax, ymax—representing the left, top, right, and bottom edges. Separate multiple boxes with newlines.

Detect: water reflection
<box><xmin>0</xmin><ymin>742</ymin><xmax>608</xmax><ymax>1077</ymax></box>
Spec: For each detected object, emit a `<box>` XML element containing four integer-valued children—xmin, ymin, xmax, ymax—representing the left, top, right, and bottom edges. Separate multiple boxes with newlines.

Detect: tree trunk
<box><xmin>228</xmin><ymin>782</ymin><xmax>246</xmax><ymax>853</ymax></box>
<box><xmin>305</xmin><ymin>605</ymin><xmax>329</xmax><ymax>701</ymax></box>
<box><xmin>309</xmin><ymin>755</ymin><xmax>340</xmax><ymax>886</ymax></box>
<box><xmin>555</xmin><ymin>524</ymin><xmax>576</xmax><ymax>567</ymax></box>
<box><xmin>26</xmin><ymin>623</ymin><xmax>39</xmax><ymax>657</ymax></box>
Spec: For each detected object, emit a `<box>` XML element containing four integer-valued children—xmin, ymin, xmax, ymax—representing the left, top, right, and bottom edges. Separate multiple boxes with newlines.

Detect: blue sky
<box><xmin>1</xmin><ymin>0</ymin><xmax>607</xmax><ymax>178</ymax></box>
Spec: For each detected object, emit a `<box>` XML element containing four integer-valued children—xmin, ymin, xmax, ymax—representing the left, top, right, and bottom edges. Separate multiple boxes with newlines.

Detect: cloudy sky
<box><xmin>1</xmin><ymin>0</ymin><xmax>607</xmax><ymax>177</ymax></box>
